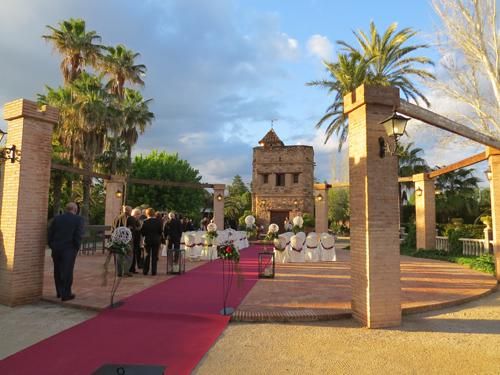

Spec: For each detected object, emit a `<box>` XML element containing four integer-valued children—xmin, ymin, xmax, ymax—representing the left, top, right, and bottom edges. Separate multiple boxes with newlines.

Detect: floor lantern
<box><xmin>167</xmin><ymin>249</ymin><xmax>186</xmax><ymax>275</ymax></box>
<box><xmin>258</xmin><ymin>251</ymin><xmax>275</xmax><ymax>279</ymax></box>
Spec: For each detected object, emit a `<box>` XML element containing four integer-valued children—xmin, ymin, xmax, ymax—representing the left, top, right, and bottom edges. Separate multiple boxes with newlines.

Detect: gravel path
<box><xmin>194</xmin><ymin>289</ymin><xmax>500</xmax><ymax>374</ymax></box>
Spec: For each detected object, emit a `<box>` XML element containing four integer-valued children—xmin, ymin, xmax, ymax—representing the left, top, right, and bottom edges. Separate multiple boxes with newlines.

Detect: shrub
<box><xmin>302</xmin><ymin>213</ymin><xmax>315</xmax><ymax>227</ymax></box>
<box><xmin>402</xmin><ymin>222</ymin><xmax>416</xmax><ymax>249</ymax></box>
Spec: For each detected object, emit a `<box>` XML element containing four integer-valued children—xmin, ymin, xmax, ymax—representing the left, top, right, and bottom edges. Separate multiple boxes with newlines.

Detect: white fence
<box><xmin>434</xmin><ymin>236</ymin><xmax>492</xmax><ymax>256</ymax></box>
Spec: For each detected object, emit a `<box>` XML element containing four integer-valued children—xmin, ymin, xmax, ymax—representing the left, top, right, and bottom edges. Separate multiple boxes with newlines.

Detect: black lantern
<box><xmin>0</xmin><ymin>129</ymin><xmax>22</xmax><ymax>164</ymax></box>
<box><xmin>258</xmin><ymin>251</ymin><xmax>275</xmax><ymax>279</ymax></box>
<box><xmin>166</xmin><ymin>249</ymin><xmax>186</xmax><ymax>275</ymax></box>
<box><xmin>378</xmin><ymin>112</ymin><xmax>410</xmax><ymax>158</ymax></box>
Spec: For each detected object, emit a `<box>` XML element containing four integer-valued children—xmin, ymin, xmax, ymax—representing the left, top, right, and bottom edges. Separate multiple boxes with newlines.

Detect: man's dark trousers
<box><xmin>52</xmin><ymin>247</ymin><xmax>77</xmax><ymax>298</ymax></box>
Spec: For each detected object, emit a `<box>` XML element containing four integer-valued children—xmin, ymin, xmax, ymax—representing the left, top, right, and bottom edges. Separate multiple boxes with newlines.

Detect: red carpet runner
<box><xmin>0</xmin><ymin>245</ymin><xmax>260</xmax><ymax>374</ymax></box>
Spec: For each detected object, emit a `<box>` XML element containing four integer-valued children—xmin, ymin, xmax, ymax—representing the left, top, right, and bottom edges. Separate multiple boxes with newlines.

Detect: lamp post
<box><xmin>378</xmin><ymin>112</ymin><xmax>410</xmax><ymax>158</ymax></box>
<box><xmin>0</xmin><ymin>129</ymin><xmax>22</xmax><ymax>164</ymax></box>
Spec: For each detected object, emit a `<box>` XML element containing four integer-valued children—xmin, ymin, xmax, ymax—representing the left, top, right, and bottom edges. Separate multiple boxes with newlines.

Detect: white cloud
<box><xmin>307</xmin><ymin>34</ymin><xmax>333</xmax><ymax>61</ymax></box>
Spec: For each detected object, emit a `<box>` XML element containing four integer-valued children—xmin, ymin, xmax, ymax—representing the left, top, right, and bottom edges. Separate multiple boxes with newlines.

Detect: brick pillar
<box><xmin>314</xmin><ymin>183</ymin><xmax>331</xmax><ymax>233</ymax></box>
<box><xmin>213</xmin><ymin>184</ymin><xmax>225</xmax><ymax>230</ymax></box>
<box><xmin>104</xmin><ymin>175</ymin><xmax>125</xmax><ymax>230</ymax></box>
<box><xmin>414</xmin><ymin>173</ymin><xmax>436</xmax><ymax>250</ymax></box>
<box><xmin>343</xmin><ymin>85</ymin><xmax>401</xmax><ymax>328</ymax></box>
<box><xmin>486</xmin><ymin>147</ymin><xmax>500</xmax><ymax>281</ymax></box>
<box><xmin>0</xmin><ymin>99</ymin><xmax>58</xmax><ymax>306</ymax></box>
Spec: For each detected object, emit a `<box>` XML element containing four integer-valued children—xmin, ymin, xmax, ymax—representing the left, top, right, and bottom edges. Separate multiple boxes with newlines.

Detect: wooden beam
<box><xmin>127</xmin><ymin>177</ymin><xmax>213</xmax><ymax>189</ymax></box>
<box><xmin>428</xmin><ymin>152</ymin><xmax>487</xmax><ymax>178</ymax></box>
<box><xmin>397</xmin><ymin>100</ymin><xmax>500</xmax><ymax>149</ymax></box>
<box><xmin>398</xmin><ymin>176</ymin><xmax>413</xmax><ymax>183</ymax></box>
<box><xmin>51</xmin><ymin>163</ymin><xmax>111</xmax><ymax>180</ymax></box>
<box><xmin>51</xmin><ymin>163</ymin><xmax>214</xmax><ymax>189</ymax></box>
<box><xmin>330</xmin><ymin>183</ymin><xmax>349</xmax><ymax>188</ymax></box>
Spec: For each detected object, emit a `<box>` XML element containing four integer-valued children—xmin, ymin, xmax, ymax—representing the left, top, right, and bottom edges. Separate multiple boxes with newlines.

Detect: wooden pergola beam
<box><xmin>51</xmin><ymin>163</ymin><xmax>214</xmax><ymax>189</ymax></box>
<box><xmin>428</xmin><ymin>151</ymin><xmax>487</xmax><ymax>179</ymax></box>
<box><xmin>397</xmin><ymin>100</ymin><xmax>500</xmax><ymax>149</ymax></box>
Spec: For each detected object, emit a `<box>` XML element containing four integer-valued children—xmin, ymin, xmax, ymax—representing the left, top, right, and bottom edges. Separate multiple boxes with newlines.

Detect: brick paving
<box><xmin>42</xmin><ymin>248</ymin><xmax>497</xmax><ymax>321</ymax></box>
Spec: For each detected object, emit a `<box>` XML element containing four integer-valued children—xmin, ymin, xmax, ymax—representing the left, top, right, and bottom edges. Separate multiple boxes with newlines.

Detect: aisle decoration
<box><xmin>292</xmin><ymin>215</ymin><xmax>304</xmax><ymax>234</ymax></box>
<box><xmin>244</xmin><ymin>215</ymin><xmax>258</xmax><ymax>239</ymax></box>
<box><xmin>217</xmin><ymin>241</ymin><xmax>241</xmax><ymax>315</ymax></box>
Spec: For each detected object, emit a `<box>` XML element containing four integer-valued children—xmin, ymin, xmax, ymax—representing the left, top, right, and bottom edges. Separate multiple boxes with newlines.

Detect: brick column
<box><xmin>414</xmin><ymin>173</ymin><xmax>436</xmax><ymax>250</ymax></box>
<box><xmin>486</xmin><ymin>147</ymin><xmax>500</xmax><ymax>281</ymax></box>
<box><xmin>104</xmin><ymin>175</ymin><xmax>125</xmax><ymax>230</ymax></box>
<box><xmin>0</xmin><ymin>99</ymin><xmax>58</xmax><ymax>306</ymax></box>
<box><xmin>314</xmin><ymin>183</ymin><xmax>331</xmax><ymax>233</ymax></box>
<box><xmin>343</xmin><ymin>85</ymin><xmax>401</xmax><ymax>328</ymax></box>
<box><xmin>213</xmin><ymin>184</ymin><xmax>225</xmax><ymax>230</ymax></box>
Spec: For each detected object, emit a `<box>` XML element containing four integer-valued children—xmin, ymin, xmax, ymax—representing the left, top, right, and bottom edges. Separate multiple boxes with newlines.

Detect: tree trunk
<box><xmin>52</xmin><ymin>172</ymin><xmax>63</xmax><ymax>217</ymax></box>
<box><xmin>111</xmin><ymin>136</ymin><xmax>118</xmax><ymax>175</ymax></box>
<box><xmin>81</xmin><ymin>157</ymin><xmax>92</xmax><ymax>224</ymax></box>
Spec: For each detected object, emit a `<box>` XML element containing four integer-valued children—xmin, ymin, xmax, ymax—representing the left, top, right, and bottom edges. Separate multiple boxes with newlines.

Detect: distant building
<box><xmin>251</xmin><ymin>128</ymin><xmax>314</xmax><ymax>230</ymax></box>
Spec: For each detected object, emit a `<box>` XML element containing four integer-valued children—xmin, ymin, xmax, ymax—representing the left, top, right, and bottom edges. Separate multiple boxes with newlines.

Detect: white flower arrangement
<box><xmin>206</xmin><ymin>222</ymin><xmax>218</xmax><ymax>241</ymax></box>
<box><xmin>265</xmin><ymin>223</ymin><xmax>279</xmax><ymax>241</ymax></box>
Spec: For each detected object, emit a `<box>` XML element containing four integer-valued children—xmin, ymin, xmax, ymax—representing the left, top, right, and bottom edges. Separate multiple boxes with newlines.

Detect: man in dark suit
<box><xmin>141</xmin><ymin>208</ymin><xmax>163</xmax><ymax>275</ymax></box>
<box><xmin>48</xmin><ymin>202</ymin><xmax>84</xmax><ymax>301</ymax></box>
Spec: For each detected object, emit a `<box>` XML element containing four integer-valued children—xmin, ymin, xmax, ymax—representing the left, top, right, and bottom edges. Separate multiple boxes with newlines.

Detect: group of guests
<box><xmin>112</xmin><ymin>206</ymin><xmax>186</xmax><ymax>276</ymax></box>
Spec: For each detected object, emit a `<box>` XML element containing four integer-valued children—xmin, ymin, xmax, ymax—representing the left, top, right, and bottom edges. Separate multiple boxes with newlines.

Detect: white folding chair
<box><xmin>289</xmin><ymin>235</ymin><xmax>305</xmax><ymax>262</ymax></box>
<box><xmin>273</xmin><ymin>235</ymin><xmax>288</xmax><ymax>264</ymax></box>
<box><xmin>320</xmin><ymin>234</ymin><xmax>336</xmax><ymax>261</ymax></box>
<box><xmin>184</xmin><ymin>233</ymin><xmax>200</xmax><ymax>261</ymax></box>
<box><xmin>305</xmin><ymin>232</ymin><xmax>320</xmax><ymax>262</ymax></box>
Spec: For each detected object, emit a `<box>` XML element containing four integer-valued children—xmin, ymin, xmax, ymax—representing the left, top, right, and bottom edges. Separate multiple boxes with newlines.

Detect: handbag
<box><xmin>160</xmin><ymin>244</ymin><xmax>167</xmax><ymax>257</ymax></box>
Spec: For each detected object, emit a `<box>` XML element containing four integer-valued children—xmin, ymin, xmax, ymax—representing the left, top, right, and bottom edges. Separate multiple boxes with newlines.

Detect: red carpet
<box><xmin>0</xmin><ymin>245</ymin><xmax>260</xmax><ymax>375</ymax></box>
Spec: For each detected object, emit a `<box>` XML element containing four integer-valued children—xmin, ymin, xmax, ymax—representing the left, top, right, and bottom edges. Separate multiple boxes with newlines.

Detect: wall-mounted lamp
<box><xmin>378</xmin><ymin>112</ymin><xmax>410</xmax><ymax>158</ymax></box>
<box><xmin>216</xmin><ymin>193</ymin><xmax>223</xmax><ymax>201</ymax></box>
<box><xmin>484</xmin><ymin>168</ymin><xmax>493</xmax><ymax>181</ymax></box>
<box><xmin>293</xmin><ymin>199</ymin><xmax>299</xmax><ymax>207</ymax></box>
<box><xmin>0</xmin><ymin>130</ymin><xmax>21</xmax><ymax>164</ymax></box>
<box><xmin>115</xmin><ymin>190</ymin><xmax>123</xmax><ymax>199</ymax></box>
<box><xmin>435</xmin><ymin>189</ymin><xmax>443</xmax><ymax>195</ymax></box>
<box><xmin>415</xmin><ymin>187</ymin><xmax>423</xmax><ymax>197</ymax></box>
<box><xmin>316</xmin><ymin>194</ymin><xmax>324</xmax><ymax>202</ymax></box>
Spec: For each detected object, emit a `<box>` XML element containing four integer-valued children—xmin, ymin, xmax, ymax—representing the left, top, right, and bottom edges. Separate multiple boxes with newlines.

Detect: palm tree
<box><xmin>398</xmin><ymin>142</ymin><xmax>428</xmax><ymax>177</ymax></box>
<box><xmin>310</xmin><ymin>22</ymin><xmax>435</xmax><ymax>149</ymax></box>
<box><xmin>43</xmin><ymin>18</ymin><xmax>102</xmax><ymax>84</ymax></box>
<box><xmin>99</xmin><ymin>44</ymin><xmax>146</xmax><ymax>98</ymax></box>
<box><xmin>120</xmin><ymin>89</ymin><xmax>154</xmax><ymax>170</ymax></box>
<box><xmin>71</xmin><ymin>72</ymin><xmax>110</xmax><ymax>221</ymax></box>
<box><xmin>98</xmin><ymin>45</ymin><xmax>147</xmax><ymax>173</ymax></box>
<box><xmin>338</xmin><ymin>22</ymin><xmax>435</xmax><ymax>105</ymax></box>
<box><xmin>307</xmin><ymin>52</ymin><xmax>372</xmax><ymax>148</ymax></box>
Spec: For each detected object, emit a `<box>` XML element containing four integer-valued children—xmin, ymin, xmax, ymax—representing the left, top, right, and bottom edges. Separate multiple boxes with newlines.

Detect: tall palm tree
<box><xmin>43</xmin><ymin>18</ymin><xmax>102</xmax><ymax>84</ymax></box>
<box><xmin>120</xmin><ymin>88</ymin><xmax>154</xmax><ymax>170</ymax></box>
<box><xmin>71</xmin><ymin>72</ymin><xmax>110</xmax><ymax>221</ymax></box>
<box><xmin>307</xmin><ymin>52</ymin><xmax>372</xmax><ymax>148</ymax></box>
<box><xmin>397</xmin><ymin>142</ymin><xmax>429</xmax><ymax>208</ymax></box>
<box><xmin>338</xmin><ymin>22</ymin><xmax>435</xmax><ymax>105</ymax></box>
<box><xmin>309</xmin><ymin>22</ymin><xmax>435</xmax><ymax>149</ymax></box>
<box><xmin>99</xmin><ymin>44</ymin><xmax>146</xmax><ymax>98</ymax></box>
<box><xmin>98</xmin><ymin>45</ymin><xmax>147</xmax><ymax>173</ymax></box>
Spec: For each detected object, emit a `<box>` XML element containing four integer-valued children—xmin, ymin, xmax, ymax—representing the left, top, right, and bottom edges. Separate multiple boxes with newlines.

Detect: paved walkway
<box><xmin>194</xmin><ymin>289</ymin><xmax>500</xmax><ymax>374</ymax></box>
<box><xmin>42</xmin><ymin>249</ymin><xmax>497</xmax><ymax>320</ymax></box>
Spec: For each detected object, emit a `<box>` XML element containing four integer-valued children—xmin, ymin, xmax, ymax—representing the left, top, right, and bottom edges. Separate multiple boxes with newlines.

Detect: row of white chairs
<box><xmin>181</xmin><ymin>229</ymin><xmax>248</xmax><ymax>261</ymax></box>
<box><xmin>273</xmin><ymin>232</ymin><xmax>336</xmax><ymax>263</ymax></box>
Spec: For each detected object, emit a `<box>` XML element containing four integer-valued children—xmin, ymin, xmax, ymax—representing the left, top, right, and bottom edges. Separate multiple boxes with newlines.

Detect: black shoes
<box><xmin>62</xmin><ymin>294</ymin><xmax>76</xmax><ymax>301</ymax></box>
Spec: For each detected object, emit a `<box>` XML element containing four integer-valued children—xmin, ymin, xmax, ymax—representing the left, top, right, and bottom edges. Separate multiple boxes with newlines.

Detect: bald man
<box><xmin>48</xmin><ymin>202</ymin><xmax>84</xmax><ymax>301</ymax></box>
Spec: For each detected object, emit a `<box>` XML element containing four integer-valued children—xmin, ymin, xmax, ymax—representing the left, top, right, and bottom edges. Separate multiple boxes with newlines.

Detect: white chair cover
<box><xmin>273</xmin><ymin>235</ymin><xmax>288</xmax><ymax>264</ymax></box>
<box><xmin>320</xmin><ymin>234</ymin><xmax>336</xmax><ymax>261</ymax></box>
<box><xmin>184</xmin><ymin>233</ymin><xmax>200</xmax><ymax>260</ymax></box>
<box><xmin>194</xmin><ymin>231</ymin><xmax>205</xmax><ymax>259</ymax></box>
<box><xmin>289</xmin><ymin>235</ymin><xmax>305</xmax><ymax>262</ymax></box>
<box><xmin>304</xmin><ymin>232</ymin><xmax>320</xmax><ymax>262</ymax></box>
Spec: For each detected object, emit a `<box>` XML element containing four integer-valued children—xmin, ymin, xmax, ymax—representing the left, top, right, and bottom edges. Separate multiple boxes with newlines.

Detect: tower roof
<box><xmin>258</xmin><ymin>128</ymin><xmax>284</xmax><ymax>147</ymax></box>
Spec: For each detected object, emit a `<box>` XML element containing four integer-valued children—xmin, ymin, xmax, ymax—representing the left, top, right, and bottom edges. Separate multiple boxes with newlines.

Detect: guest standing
<box><xmin>129</xmin><ymin>208</ymin><xmax>143</xmax><ymax>273</ymax></box>
<box><xmin>48</xmin><ymin>202</ymin><xmax>84</xmax><ymax>301</ymax></box>
<box><xmin>141</xmin><ymin>208</ymin><xmax>163</xmax><ymax>275</ymax></box>
<box><xmin>165</xmin><ymin>211</ymin><xmax>183</xmax><ymax>251</ymax></box>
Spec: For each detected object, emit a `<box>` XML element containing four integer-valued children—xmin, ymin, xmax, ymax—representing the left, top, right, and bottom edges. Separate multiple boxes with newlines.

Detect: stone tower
<box><xmin>252</xmin><ymin>128</ymin><xmax>314</xmax><ymax>230</ymax></box>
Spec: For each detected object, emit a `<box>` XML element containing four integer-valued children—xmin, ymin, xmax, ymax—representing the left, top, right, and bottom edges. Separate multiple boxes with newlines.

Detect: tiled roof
<box><xmin>258</xmin><ymin>128</ymin><xmax>284</xmax><ymax>147</ymax></box>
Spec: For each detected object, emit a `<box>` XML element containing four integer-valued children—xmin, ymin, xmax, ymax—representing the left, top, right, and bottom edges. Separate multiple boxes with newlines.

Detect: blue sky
<box><xmin>0</xmin><ymin>0</ymin><xmax>486</xmax><ymax>185</ymax></box>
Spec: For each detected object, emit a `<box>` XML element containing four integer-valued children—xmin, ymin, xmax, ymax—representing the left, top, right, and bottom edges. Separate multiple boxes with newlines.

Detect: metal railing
<box><xmin>79</xmin><ymin>225</ymin><xmax>111</xmax><ymax>255</ymax></box>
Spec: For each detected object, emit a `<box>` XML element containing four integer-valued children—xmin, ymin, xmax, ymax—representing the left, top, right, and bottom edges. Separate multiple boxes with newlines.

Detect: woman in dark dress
<box><xmin>140</xmin><ymin>208</ymin><xmax>163</xmax><ymax>275</ymax></box>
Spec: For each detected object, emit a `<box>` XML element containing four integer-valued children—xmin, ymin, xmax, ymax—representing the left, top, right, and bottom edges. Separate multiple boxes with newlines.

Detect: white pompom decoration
<box><xmin>207</xmin><ymin>222</ymin><xmax>217</xmax><ymax>232</ymax></box>
<box><xmin>111</xmin><ymin>226</ymin><xmax>132</xmax><ymax>245</ymax></box>
<box><xmin>292</xmin><ymin>216</ymin><xmax>304</xmax><ymax>227</ymax></box>
<box><xmin>244</xmin><ymin>215</ymin><xmax>255</xmax><ymax>226</ymax></box>
<box><xmin>269</xmin><ymin>223</ymin><xmax>279</xmax><ymax>233</ymax></box>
